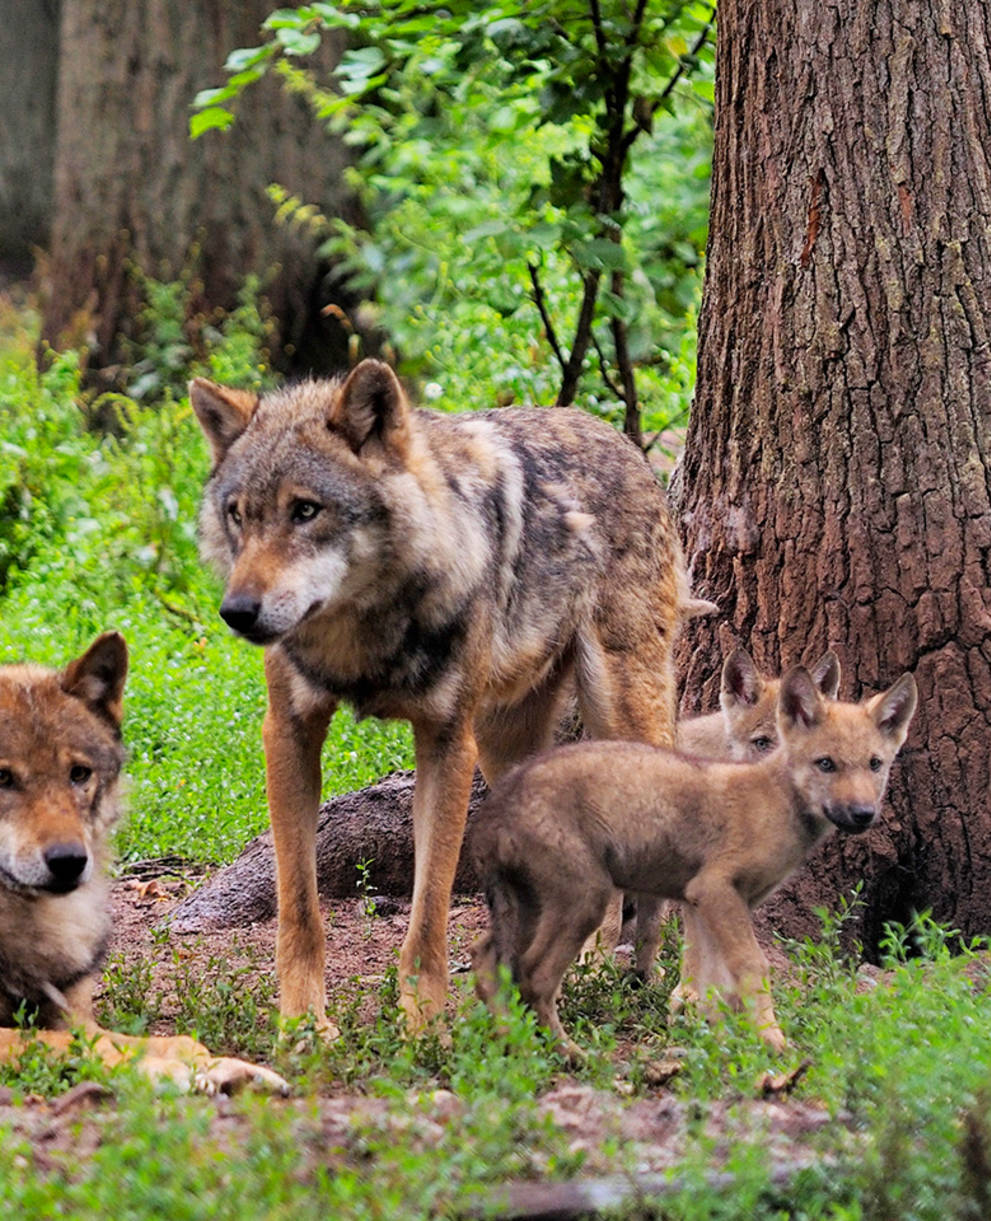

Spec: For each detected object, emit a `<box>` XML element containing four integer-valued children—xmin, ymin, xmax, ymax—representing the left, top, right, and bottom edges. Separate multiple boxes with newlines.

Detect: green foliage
<box><xmin>194</xmin><ymin>0</ymin><xmax>714</xmax><ymax>443</ymax></box>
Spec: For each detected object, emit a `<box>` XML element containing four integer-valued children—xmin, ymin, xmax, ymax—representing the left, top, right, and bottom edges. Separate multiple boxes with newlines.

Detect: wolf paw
<box><xmin>191</xmin><ymin>1057</ymin><xmax>291</xmax><ymax>1096</ymax></box>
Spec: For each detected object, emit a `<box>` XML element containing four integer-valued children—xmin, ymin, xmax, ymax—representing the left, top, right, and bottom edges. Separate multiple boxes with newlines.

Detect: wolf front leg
<box><xmin>684</xmin><ymin>872</ymin><xmax>787</xmax><ymax>1053</ymax></box>
<box><xmin>400</xmin><ymin>719</ymin><xmax>478</xmax><ymax>1032</ymax></box>
<box><xmin>263</xmin><ymin>649</ymin><xmax>337</xmax><ymax>1035</ymax></box>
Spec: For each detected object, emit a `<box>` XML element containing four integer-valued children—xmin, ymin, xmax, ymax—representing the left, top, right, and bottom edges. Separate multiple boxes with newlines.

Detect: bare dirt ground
<box><xmin>0</xmin><ymin>867</ymin><xmax>852</xmax><ymax>1214</ymax></box>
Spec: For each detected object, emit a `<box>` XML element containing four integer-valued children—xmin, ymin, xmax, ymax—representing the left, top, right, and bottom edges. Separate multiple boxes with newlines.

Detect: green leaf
<box><xmin>189</xmin><ymin>108</ymin><xmax>236</xmax><ymax>139</ymax></box>
<box><xmin>275</xmin><ymin>28</ymin><xmax>322</xmax><ymax>56</ymax></box>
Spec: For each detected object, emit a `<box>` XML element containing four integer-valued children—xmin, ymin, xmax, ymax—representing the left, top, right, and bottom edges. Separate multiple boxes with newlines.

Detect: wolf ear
<box><xmin>721</xmin><ymin>649</ymin><xmax>761</xmax><ymax>709</ymax></box>
<box><xmin>778</xmin><ymin>666</ymin><xmax>825</xmax><ymax>732</ymax></box>
<box><xmin>61</xmin><ymin>632</ymin><xmax>129</xmax><ymax>730</ymax></box>
<box><xmin>189</xmin><ymin>379</ymin><xmax>258</xmax><ymax>465</ymax></box>
<box><xmin>809</xmin><ymin>649</ymin><xmax>841</xmax><ymax>700</ymax></box>
<box><xmin>868</xmin><ymin>673</ymin><xmax>918</xmax><ymax>745</ymax></box>
<box><xmin>330</xmin><ymin>359</ymin><xmax>409</xmax><ymax>457</ymax></box>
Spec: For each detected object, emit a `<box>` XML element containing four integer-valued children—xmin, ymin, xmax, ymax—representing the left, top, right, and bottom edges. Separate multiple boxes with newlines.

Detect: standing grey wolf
<box><xmin>469</xmin><ymin>665</ymin><xmax>917</xmax><ymax>1057</ymax></box>
<box><xmin>191</xmin><ymin>358</ymin><xmax>690</xmax><ymax>1035</ymax></box>
<box><xmin>0</xmin><ymin>633</ymin><xmax>287</xmax><ymax>1092</ymax></box>
<box><xmin>678</xmin><ymin>647</ymin><xmax>841</xmax><ymax>760</ymax></box>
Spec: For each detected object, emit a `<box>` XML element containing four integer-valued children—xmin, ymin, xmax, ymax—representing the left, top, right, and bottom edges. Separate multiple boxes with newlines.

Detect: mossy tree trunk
<box><xmin>41</xmin><ymin>0</ymin><xmax>361</xmax><ymax>375</ymax></box>
<box><xmin>677</xmin><ymin>1</ymin><xmax>991</xmax><ymax>954</ymax></box>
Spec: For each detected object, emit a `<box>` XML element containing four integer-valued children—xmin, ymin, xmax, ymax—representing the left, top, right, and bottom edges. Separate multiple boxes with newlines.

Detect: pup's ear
<box><xmin>778</xmin><ymin>666</ymin><xmax>825</xmax><ymax>732</ymax></box>
<box><xmin>809</xmin><ymin>649</ymin><xmax>841</xmax><ymax>700</ymax></box>
<box><xmin>721</xmin><ymin>649</ymin><xmax>761</xmax><ymax>709</ymax></box>
<box><xmin>61</xmin><ymin>632</ymin><xmax>129</xmax><ymax>730</ymax></box>
<box><xmin>868</xmin><ymin>673</ymin><xmax>918</xmax><ymax>745</ymax></box>
<box><xmin>189</xmin><ymin>379</ymin><xmax>258</xmax><ymax>465</ymax></box>
<box><xmin>330</xmin><ymin>359</ymin><xmax>410</xmax><ymax>457</ymax></box>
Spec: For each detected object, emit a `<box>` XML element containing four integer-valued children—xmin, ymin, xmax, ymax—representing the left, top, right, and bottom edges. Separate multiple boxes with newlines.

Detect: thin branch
<box><xmin>558</xmin><ymin>268</ymin><xmax>603</xmax><ymax>406</ymax></box>
<box><xmin>622</xmin><ymin>4</ymin><xmax>716</xmax><ymax>154</ymax></box>
<box><xmin>527</xmin><ymin>262</ymin><xmax>566</xmax><ymax>373</ymax></box>
<box><xmin>588</xmin><ymin>0</ymin><xmax>608</xmax><ymax>59</ymax></box>
<box><xmin>590</xmin><ymin>328</ymin><xmax>624</xmax><ymax>401</ymax></box>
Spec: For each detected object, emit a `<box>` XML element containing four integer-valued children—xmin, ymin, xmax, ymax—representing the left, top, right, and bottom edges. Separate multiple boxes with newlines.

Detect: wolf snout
<box><xmin>43</xmin><ymin>841</ymin><xmax>89</xmax><ymax>891</ymax></box>
<box><xmin>830</xmin><ymin>803</ymin><xmax>876</xmax><ymax>834</ymax></box>
<box><xmin>219</xmin><ymin>593</ymin><xmax>264</xmax><ymax>637</ymax></box>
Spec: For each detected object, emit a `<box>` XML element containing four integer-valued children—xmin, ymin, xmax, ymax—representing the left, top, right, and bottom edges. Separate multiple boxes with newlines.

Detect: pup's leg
<box><xmin>400</xmin><ymin>719</ymin><xmax>478</xmax><ymax>1031</ymax></box>
<box><xmin>518</xmin><ymin>883</ymin><xmax>612</xmax><ymax>1061</ymax></box>
<box><xmin>683</xmin><ymin>873</ymin><xmax>786</xmax><ymax>1052</ymax></box>
<box><xmin>263</xmin><ymin>650</ymin><xmax>337</xmax><ymax>1033</ymax></box>
<box><xmin>575</xmin><ymin>629</ymin><xmax>678</xmax><ymax>967</ymax></box>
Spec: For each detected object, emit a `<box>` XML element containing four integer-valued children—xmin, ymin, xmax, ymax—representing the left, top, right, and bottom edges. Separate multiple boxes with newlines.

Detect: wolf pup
<box><xmin>0</xmin><ymin>633</ymin><xmax>287</xmax><ymax>1093</ymax></box>
<box><xmin>191</xmin><ymin>359</ymin><xmax>688</xmax><ymax>1035</ymax></box>
<box><xmin>470</xmin><ymin>666</ymin><xmax>917</xmax><ymax>1058</ymax></box>
<box><xmin>678</xmin><ymin>648</ymin><xmax>841</xmax><ymax>761</ymax></box>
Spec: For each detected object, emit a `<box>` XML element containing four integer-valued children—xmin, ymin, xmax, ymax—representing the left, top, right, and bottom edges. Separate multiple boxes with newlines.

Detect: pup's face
<box><xmin>777</xmin><ymin>667</ymin><xmax>917</xmax><ymax>834</ymax></box>
<box><xmin>192</xmin><ymin>361</ymin><xmax>407</xmax><ymax>646</ymax></box>
<box><xmin>721</xmin><ymin>648</ymin><xmax>841</xmax><ymax>761</ymax></box>
<box><xmin>0</xmin><ymin>634</ymin><xmax>126</xmax><ymax>895</ymax></box>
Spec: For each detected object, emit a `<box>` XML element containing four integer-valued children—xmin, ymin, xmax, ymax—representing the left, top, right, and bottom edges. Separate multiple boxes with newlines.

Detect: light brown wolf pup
<box><xmin>470</xmin><ymin>666</ymin><xmax>917</xmax><ymax>1058</ymax></box>
<box><xmin>191</xmin><ymin>360</ymin><xmax>689</xmax><ymax>1036</ymax></box>
<box><xmin>669</xmin><ymin>647</ymin><xmax>841</xmax><ymax>1005</ymax></box>
<box><xmin>0</xmin><ymin>633</ymin><xmax>287</xmax><ymax>1093</ymax></box>
<box><xmin>678</xmin><ymin>648</ymin><xmax>841</xmax><ymax>761</ymax></box>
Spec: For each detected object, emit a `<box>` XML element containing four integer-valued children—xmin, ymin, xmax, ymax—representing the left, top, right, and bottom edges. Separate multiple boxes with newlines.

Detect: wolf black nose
<box><xmin>44</xmin><ymin>842</ymin><xmax>88</xmax><ymax>889</ymax></box>
<box><xmin>849</xmin><ymin>805</ymin><xmax>875</xmax><ymax>830</ymax></box>
<box><xmin>219</xmin><ymin>594</ymin><xmax>261</xmax><ymax>634</ymax></box>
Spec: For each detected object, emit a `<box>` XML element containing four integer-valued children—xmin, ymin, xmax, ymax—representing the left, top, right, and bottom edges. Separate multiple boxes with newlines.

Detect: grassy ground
<box><xmin>3</xmin><ymin>300</ymin><xmax>991</xmax><ymax>1216</ymax></box>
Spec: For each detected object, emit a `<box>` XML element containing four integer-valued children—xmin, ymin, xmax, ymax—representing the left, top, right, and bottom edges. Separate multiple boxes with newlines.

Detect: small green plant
<box><xmin>355</xmin><ymin>856</ymin><xmax>378</xmax><ymax>918</ymax></box>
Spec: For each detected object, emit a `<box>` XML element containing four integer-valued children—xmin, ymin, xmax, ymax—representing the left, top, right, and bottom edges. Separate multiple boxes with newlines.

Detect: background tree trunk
<box><xmin>676</xmin><ymin>1</ymin><xmax>991</xmax><ymax>955</ymax></box>
<box><xmin>0</xmin><ymin>0</ymin><xmax>60</xmax><ymax>275</ymax></box>
<box><xmin>40</xmin><ymin>0</ymin><xmax>361</xmax><ymax>375</ymax></box>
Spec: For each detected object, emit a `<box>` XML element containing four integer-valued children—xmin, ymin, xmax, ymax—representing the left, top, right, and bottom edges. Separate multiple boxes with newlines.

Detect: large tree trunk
<box><xmin>41</xmin><ymin>0</ymin><xmax>361</xmax><ymax>375</ymax></box>
<box><xmin>0</xmin><ymin>0</ymin><xmax>60</xmax><ymax>275</ymax></box>
<box><xmin>676</xmin><ymin>2</ymin><xmax>991</xmax><ymax>955</ymax></box>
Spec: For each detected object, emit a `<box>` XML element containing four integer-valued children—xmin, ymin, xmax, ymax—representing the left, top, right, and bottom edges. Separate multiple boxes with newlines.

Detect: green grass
<box><xmin>4</xmin><ymin>916</ymin><xmax>991</xmax><ymax>1218</ymax></box>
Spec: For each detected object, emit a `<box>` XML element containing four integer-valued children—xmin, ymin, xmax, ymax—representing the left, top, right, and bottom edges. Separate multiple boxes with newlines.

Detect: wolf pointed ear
<box><xmin>809</xmin><ymin>649</ymin><xmax>841</xmax><ymax>699</ymax></box>
<box><xmin>778</xmin><ymin>666</ymin><xmax>825</xmax><ymax>732</ymax></box>
<box><xmin>189</xmin><ymin>378</ymin><xmax>258</xmax><ymax>465</ymax></box>
<box><xmin>61</xmin><ymin>632</ymin><xmax>129</xmax><ymax>729</ymax></box>
<box><xmin>330</xmin><ymin>359</ymin><xmax>410</xmax><ymax>457</ymax></box>
<box><xmin>868</xmin><ymin>673</ymin><xmax>918</xmax><ymax>745</ymax></box>
<box><xmin>721</xmin><ymin>649</ymin><xmax>761</xmax><ymax>708</ymax></box>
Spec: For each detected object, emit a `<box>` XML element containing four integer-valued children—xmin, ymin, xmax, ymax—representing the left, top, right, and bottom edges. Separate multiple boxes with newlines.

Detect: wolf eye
<box><xmin>751</xmin><ymin>736</ymin><xmax>774</xmax><ymax>754</ymax></box>
<box><xmin>0</xmin><ymin>768</ymin><xmax>13</xmax><ymax>788</ymax></box>
<box><xmin>69</xmin><ymin>764</ymin><xmax>93</xmax><ymax>785</ymax></box>
<box><xmin>227</xmin><ymin>502</ymin><xmax>242</xmax><ymax>528</ymax></box>
<box><xmin>869</xmin><ymin>756</ymin><xmax>883</xmax><ymax>773</ymax></box>
<box><xmin>815</xmin><ymin>756</ymin><xmax>836</xmax><ymax>773</ymax></box>
<box><xmin>290</xmin><ymin>500</ymin><xmax>321</xmax><ymax>524</ymax></box>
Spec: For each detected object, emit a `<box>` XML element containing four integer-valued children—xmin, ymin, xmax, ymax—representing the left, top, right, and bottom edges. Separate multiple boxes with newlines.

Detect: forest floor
<box><xmin>0</xmin><ymin>867</ymin><xmax>856</xmax><ymax>1216</ymax></box>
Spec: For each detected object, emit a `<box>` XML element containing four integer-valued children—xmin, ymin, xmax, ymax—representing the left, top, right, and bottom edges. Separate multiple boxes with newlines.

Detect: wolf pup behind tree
<box><xmin>0</xmin><ymin>633</ymin><xmax>287</xmax><ymax>1092</ymax></box>
<box><xmin>678</xmin><ymin>647</ymin><xmax>841</xmax><ymax>760</ymax></box>
<box><xmin>470</xmin><ymin>666</ymin><xmax>917</xmax><ymax>1058</ymax></box>
<box><xmin>191</xmin><ymin>358</ymin><xmax>690</xmax><ymax>1036</ymax></box>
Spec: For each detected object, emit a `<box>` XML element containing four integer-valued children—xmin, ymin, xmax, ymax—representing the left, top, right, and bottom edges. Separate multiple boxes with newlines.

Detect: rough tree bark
<box><xmin>40</xmin><ymin>0</ymin><xmax>361</xmax><ymax>374</ymax></box>
<box><xmin>675</xmin><ymin>1</ymin><xmax>991</xmax><ymax>954</ymax></box>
